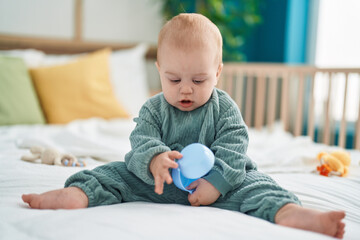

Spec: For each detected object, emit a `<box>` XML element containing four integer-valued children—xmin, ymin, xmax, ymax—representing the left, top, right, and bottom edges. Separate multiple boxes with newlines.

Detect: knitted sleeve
<box><xmin>124</xmin><ymin>98</ymin><xmax>171</xmax><ymax>185</ymax></box>
<box><xmin>203</xmin><ymin>94</ymin><xmax>256</xmax><ymax>196</ymax></box>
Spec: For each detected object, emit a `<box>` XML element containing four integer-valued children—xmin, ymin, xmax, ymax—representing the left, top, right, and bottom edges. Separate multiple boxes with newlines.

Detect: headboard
<box><xmin>0</xmin><ymin>34</ymin><xmax>157</xmax><ymax>59</ymax></box>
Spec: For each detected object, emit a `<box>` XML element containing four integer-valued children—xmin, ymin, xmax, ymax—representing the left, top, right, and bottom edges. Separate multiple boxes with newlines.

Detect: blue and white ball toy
<box><xmin>171</xmin><ymin>143</ymin><xmax>215</xmax><ymax>194</ymax></box>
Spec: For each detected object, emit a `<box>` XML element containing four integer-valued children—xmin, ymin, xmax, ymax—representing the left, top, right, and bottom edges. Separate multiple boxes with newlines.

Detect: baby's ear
<box><xmin>215</xmin><ymin>63</ymin><xmax>223</xmax><ymax>86</ymax></box>
<box><xmin>155</xmin><ymin>61</ymin><xmax>160</xmax><ymax>72</ymax></box>
<box><xmin>216</xmin><ymin>63</ymin><xmax>223</xmax><ymax>78</ymax></box>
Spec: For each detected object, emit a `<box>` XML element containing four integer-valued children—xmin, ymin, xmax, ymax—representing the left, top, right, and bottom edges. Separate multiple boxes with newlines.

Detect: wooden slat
<box><xmin>225</xmin><ymin>71</ymin><xmax>234</xmax><ymax>98</ymax></box>
<box><xmin>280</xmin><ymin>72</ymin><xmax>290</xmax><ymax>131</ymax></box>
<box><xmin>267</xmin><ymin>73</ymin><xmax>278</xmax><ymax>130</ymax></box>
<box><xmin>234</xmin><ymin>72</ymin><xmax>244</xmax><ymax>110</ymax></box>
<box><xmin>255</xmin><ymin>72</ymin><xmax>266</xmax><ymax>129</ymax></box>
<box><xmin>338</xmin><ymin>73</ymin><xmax>349</xmax><ymax>148</ymax></box>
<box><xmin>323</xmin><ymin>73</ymin><xmax>332</xmax><ymax>145</ymax></box>
<box><xmin>356</xmin><ymin>77</ymin><xmax>360</xmax><ymax>149</ymax></box>
<box><xmin>294</xmin><ymin>72</ymin><xmax>305</xmax><ymax>136</ymax></box>
<box><xmin>307</xmin><ymin>72</ymin><xmax>316</xmax><ymax>140</ymax></box>
<box><xmin>245</xmin><ymin>73</ymin><xmax>254</xmax><ymax>127</ymax></box>
<box><xmin>74</xmin><ymin>0</ymin><xmax>83</xmax><ymax>41</ymax></box>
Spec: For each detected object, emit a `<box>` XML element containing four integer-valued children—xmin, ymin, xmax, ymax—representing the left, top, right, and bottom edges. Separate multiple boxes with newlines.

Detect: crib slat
<box><xmin>339</xmin><ymin>73</ymin><xmax>349</xmax><ymax>148</ymax></box>
<box><xmin>294</xmin><ymin>72</ymin><xmax>305</xmax><ymax>136</ymax></box>
<box><xmin>323</xmin><ymin>73</ymin><xmax>332</xmax><ymax>145</ymax></box>
<box><xmin>356</xmin><ymin>80</ymin><xmax>360</xmax><ymax>149</ymax></box>
<box><xmin>234</xmin><ymin>72</ymin><xmax>243</xmax><ymax>111</ymax></box>
<box><xmin>307</xmin><ymin>72</ymin><xmax>315</xmax><ymax>140</ymax></box>
<box><xmin>280</xmin><ymin>72</ymin><xmax>290</xmax><ymax>131</ymax></box>
<box><xmin>225</xmin><ymin>71</ymin><xmax>233</xmax><ymax>97</ymax></box>
<box><xmin>267</xmin><ymin>73</ymin><xmax>277</xmax><ymax>130</ymax></box>
<box><xmin>255</xmin><ymin>73</ymin><xmax>266</xmax><ymax>129</ymax></box>
<box><xmin>245</xmin><ymin>73</ymin><xmax>254</xmax><ymax>127</ymax></box>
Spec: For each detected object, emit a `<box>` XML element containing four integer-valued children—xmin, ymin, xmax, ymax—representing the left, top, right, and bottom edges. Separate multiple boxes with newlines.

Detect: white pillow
<box><xmin>109</xmin><ymin>44</ymin><xmax>149</xmax><ymax>117</ymax></box>
<box><xmin>0</xmin><ymin>49</ymin><xmax>45</xmax><ymax>68</ymax></box>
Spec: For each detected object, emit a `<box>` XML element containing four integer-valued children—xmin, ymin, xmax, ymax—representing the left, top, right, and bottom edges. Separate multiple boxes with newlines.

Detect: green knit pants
<box><xmin>65</xmin><ymin>161</ymin><xmax>300</xmax><ymax>223</ymax></box>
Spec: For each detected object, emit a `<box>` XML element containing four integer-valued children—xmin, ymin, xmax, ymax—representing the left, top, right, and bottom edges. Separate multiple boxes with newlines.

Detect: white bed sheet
<box><xmin>0</xmin><ymin>118</ymin><xmax>359</xmax><ymax>240</ymax></box>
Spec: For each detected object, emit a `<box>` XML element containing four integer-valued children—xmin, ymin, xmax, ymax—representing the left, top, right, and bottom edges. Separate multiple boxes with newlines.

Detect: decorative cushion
<box><xmin>0</xmin><ymin>56</ymin><xmax>45</xmax><ymax>125</ymax></box>
<box><xmin>30</xmin><ymin>49</ymin><xmax>129</xmax><ymax>124</ymax></box>
<box><xmin>40</xmin><ymin>44</ymin><xmax>150</xmax><ymax>117</ymax></box>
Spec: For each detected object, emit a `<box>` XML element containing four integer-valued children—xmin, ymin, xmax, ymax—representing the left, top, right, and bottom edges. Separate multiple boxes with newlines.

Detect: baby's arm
<box><xmin>150</xmin><ymin>151</ymin><xmax>181</xmax><ymax>194</ymax></box>
<box><xmin>22</xmin><ymin>187</ymin><xmax>88</xmax><ymax>209</ymax></box>
<box><xmin>187</xmin><ymin>179</ymin><xmax>220</xmax><ymax>206</ymax></box>
<box><xmin>125</xmin><ymin>103</ymin><xmax>173</xmax><ymax>186</ymax></box>
<box><xmin>203</xmin><ymin>98</ymin><xmax>256</xmax><ymax>197</ymax></box>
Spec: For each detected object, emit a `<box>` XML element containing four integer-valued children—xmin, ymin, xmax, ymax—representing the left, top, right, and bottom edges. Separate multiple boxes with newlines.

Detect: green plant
<box><xmin>160</xmin><ymin>0</ymin><xmax>263</xmax><ymax>61</ymax></box>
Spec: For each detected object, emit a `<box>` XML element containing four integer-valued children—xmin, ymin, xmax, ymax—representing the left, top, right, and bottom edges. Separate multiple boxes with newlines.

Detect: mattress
<box><xmin>0</xmin><ymin>118</ymin><xmax>359</xmax><ymax>240</ymax></box>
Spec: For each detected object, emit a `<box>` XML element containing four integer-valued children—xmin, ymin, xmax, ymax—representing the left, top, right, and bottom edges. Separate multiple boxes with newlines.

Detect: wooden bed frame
<box><xmin>1</xmin><ymin>34</ymin><xmax>359</xmax><ymax>150</ymax></box>
<box><xmin>0</xmin><ymin>34</ymin><xmax>157</xmax><ymax>59</ymax></box>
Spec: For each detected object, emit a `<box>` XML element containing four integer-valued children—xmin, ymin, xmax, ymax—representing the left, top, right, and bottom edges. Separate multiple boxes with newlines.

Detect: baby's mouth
<box><xmin>180</xmin><ymin>100</ymin><xmax>193</xmax><ymax>108</ymax></box>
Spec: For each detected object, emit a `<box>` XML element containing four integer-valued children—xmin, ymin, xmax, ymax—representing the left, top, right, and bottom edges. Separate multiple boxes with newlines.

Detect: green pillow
<box><xmin>0</xmin><ymin>56</ymin><xmax>45</xmax><ymax>125</ymax></box>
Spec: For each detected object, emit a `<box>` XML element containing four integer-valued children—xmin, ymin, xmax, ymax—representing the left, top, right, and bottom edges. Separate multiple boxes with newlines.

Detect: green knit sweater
<box><xmin>125</xmin><ymin>88</ymin><xmax>257</xmax><ymax>196</ymax></box>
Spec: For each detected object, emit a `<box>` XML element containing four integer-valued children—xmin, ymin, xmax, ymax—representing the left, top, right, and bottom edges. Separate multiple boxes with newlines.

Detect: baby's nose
<box><xmin>180</xmin><ymin>84</ymin><xmax>193</xmax><ymax>94</ymax></box>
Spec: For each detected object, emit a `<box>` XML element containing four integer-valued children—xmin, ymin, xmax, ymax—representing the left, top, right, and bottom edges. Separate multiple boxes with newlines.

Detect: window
<box><xmin>314</xmin><ymin>0</ymin><xmax>360</xmax><ymax>123</ymax></box>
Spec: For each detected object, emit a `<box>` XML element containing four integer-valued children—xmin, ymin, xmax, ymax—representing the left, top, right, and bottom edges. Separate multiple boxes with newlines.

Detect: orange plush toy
<box><xmin>316</xmin><ymin>151</ymin><xmax>351</xmax><ymax>177</ymax></box>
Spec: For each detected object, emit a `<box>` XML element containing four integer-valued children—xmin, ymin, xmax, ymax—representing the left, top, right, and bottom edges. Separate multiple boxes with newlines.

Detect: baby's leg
<box><xmin>22</xmin><ymin>187</ymin><xmax>88</xmax><ymax>209</ymax></box>
<box><xmin>275</xmin><ymin>203</ymin><xmax>345</xmax><ymax>239</ymax></box>
<box><xmin>22</xmin><ymin>161</ymin><xmax>131</xmax><ymax>209</ymax></box>
<box><xmin>212</xmin><ymin>170</ymin><xmax>345</xmax><ymax>239</ymax></box>
<box><xmin>22</xmin><ymin>161</ymin><xmax>187</xmax><ymax>209</ymax></box>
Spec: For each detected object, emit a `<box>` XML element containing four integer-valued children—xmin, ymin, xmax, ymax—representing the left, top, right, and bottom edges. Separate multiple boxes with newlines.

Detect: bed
<box><xmin>1</xmin><ymin>35</ymin><xmax>360</xmax><ymax>240</ymax></box>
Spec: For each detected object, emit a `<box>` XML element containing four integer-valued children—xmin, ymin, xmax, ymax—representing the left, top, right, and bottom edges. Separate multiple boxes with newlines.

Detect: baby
<box><xmin>22</xmin><ymin>13</ymin><xmax>345</xmax><ymax>239</ymax></box>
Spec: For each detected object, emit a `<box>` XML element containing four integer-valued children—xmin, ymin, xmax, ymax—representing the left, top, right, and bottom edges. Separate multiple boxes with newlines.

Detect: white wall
<box><xmin>0</xmin><ymin>0</ymin><xmax>163</xmax><ymax>44</ymax></box>
<box><xmin>0</xmin><ymin>0</ymin><xmax>163</xmax><ymax>91</ymax></box>
<box><xmin>83</xmin><ymin>0</ymin><xmax>163</xmax><ymax>44</ymax></box>
<box><xmin>0</xmin><ymin>0</ymin><xmax>75</xmax><ymax>39</ymax></box>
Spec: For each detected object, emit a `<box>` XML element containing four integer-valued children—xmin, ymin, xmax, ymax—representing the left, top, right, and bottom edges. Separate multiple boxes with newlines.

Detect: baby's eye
<box><xmin>193</xmin><ymin>80</ymin><xmax>204</xmax><ymax>84</ymax></box>
<box><xmin>170</xmin><ymin>79</ymin><xmax>181</xmax><ymax>83</ymax></box>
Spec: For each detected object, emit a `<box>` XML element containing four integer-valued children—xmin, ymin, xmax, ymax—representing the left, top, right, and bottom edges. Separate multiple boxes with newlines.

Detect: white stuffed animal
<box><xmin>21</xmin><ymin>146</ymin><xmax>85</xmax><ymax>167</ymax></box>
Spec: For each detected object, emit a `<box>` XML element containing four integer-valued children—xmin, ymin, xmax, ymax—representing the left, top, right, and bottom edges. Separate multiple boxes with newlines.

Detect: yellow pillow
<box><xmin>30</xmin><ymin>49</ymin><xmax>129</xmax><ymax>124</ymax></box>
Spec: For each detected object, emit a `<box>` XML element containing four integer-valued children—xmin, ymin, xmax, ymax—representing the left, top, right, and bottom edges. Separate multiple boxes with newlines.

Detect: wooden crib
<box><xmin>219</xmin><ymin>63</ymin><xmax>360</xmax><ymax>150</ymax></box>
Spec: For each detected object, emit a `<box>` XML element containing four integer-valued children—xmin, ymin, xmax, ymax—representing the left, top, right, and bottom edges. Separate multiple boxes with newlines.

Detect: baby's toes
<box><xmin>22</xmin><ymin>194</ymin><xmax>40</xmax><ymax>208</ymax></box>
<box><xmin>334</xmin><ymin>222</ymin><xmax>345</xmax><ymax>239</ymax></box>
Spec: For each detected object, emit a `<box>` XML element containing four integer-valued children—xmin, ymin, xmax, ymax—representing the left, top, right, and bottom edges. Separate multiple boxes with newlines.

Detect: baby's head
<box><xmin>156</xmin><ymin>13</ymin><xmax>223</xmax><ymax>111</ymax></box>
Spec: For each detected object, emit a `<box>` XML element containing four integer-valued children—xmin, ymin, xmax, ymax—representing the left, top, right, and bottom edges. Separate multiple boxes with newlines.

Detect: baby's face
<box><xmin>156</xmin><ymin>43</ymin><xmax>222</xmax><ymax>112</ymax></box>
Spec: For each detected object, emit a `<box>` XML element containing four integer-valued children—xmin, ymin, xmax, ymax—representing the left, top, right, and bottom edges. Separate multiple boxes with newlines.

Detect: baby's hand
<box><xmin>150</xmin><ymin>151</ymin><xmax>181</xmax><ymax>195</ymax></box>
<box><xmin>187</xmin><ymin>179</ymin><xmax>221</xmax><ymax>206</ymax></box>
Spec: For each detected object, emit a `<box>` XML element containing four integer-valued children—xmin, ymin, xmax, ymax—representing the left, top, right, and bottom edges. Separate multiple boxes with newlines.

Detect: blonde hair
<box><xmin>157</xmin><ymin>13</ymin><xmax>223</xmax><ymax>65</ymax></box>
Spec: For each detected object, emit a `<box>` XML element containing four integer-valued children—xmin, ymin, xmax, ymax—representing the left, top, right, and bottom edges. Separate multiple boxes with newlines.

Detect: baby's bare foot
<box><xmin>22</xmin><ymin>187</ymin><xmax>88</xmax><ymax>209</ymax></box>
<box><xmin>275</xmin><ymin>203</ymin><xmax>345</xmax><ymax>239</ymax></box>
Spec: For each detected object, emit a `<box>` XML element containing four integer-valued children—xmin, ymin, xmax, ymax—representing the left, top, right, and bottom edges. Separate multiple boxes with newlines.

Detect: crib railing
<box><xmin>218</xmin><ymin>63</ymin><xmax>360</xmax><ymax>150</ymax></box>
